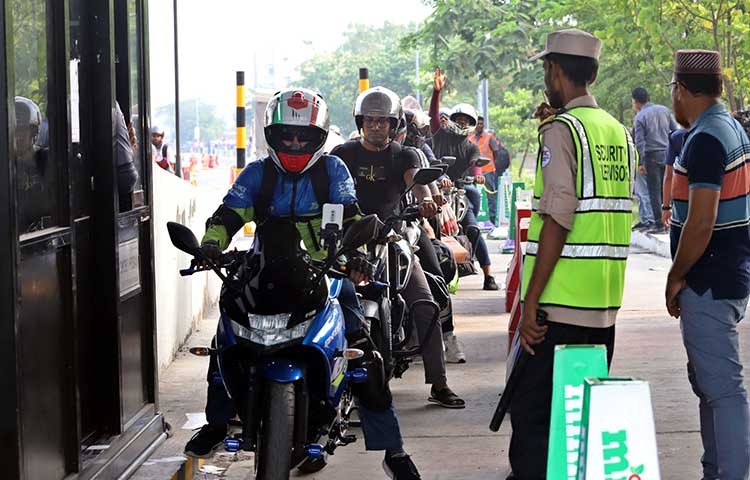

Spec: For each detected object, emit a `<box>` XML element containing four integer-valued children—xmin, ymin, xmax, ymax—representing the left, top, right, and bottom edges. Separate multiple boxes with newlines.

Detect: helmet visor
<box><xmin>267</xmin><ymin>124</ymin><xmax>326</xmax><ymax>154</ymax></box>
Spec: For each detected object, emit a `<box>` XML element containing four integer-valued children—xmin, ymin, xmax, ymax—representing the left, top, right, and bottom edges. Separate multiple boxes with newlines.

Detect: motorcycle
<box><xmin>167</xmin><ymin>212</ymin><xmax>379</xmax><ymax>480</ymax></box>
<box><xmin>358</xmin><ymin>167</ymin><xmax>444</xmax><ymax>379</ymax></box>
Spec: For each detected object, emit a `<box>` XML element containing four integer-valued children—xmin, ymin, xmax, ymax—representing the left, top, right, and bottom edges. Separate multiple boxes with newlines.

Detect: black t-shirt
<box><xmin>430</xmin><ymin>128</ymin><xmax>480</xmax><ymax>180</ymax></box>
<box><xmin>331</xmin><ymin>140</ymin><xmax>421</xmax><ymax>221</ymax></box>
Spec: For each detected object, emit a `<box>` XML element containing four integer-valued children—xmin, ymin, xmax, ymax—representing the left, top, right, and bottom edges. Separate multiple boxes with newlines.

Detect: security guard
<box><xmin>507</xmin><ymin>29</ymin><xmax>636</xmax><ymax>479</ymax></box>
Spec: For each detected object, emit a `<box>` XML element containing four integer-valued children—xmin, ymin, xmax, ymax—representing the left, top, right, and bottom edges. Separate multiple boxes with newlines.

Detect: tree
<box><xmin>296</xmin><ymin>23</ymin><xmax>427</xmax><ymax>134</ymax></box>
<box><xmin>489</xmin><ymin>88</ymin><xmax>538</xmax><ymax>173</ymax></box>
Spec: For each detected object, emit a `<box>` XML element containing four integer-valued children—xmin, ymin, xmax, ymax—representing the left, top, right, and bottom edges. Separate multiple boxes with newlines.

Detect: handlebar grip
<box><xmin>179</xmin><ymin>267</ymin><xmax>196</xmax><ymax>276</ymax></box>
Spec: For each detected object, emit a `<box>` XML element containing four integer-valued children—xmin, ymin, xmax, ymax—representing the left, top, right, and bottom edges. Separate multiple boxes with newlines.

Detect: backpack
<box><xmin>254</xmin><ymin>157</ymin><xmax>330</xmax><ymax>222</ymax></box>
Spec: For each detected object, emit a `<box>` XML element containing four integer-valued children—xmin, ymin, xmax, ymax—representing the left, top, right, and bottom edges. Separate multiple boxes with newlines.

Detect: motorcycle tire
<box><xmin>256</xmin><ymin>382</ymin><xmax>295</xmax><ymax>480</ymax></box>
<box><xmin>371</xmin><ymin>299</ymin><xmax>393</xmax><ymax>379</ymax></box>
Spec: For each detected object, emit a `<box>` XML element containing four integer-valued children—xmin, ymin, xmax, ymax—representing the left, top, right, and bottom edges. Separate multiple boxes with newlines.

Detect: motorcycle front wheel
<box><xmin>255</xmin><ymin>382</ymin><xmax>295</xmax><ymax>480</ymax></box>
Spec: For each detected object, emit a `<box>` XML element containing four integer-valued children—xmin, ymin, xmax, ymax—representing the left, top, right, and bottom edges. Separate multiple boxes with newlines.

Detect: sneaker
<box><xmin>383</xmin><ymin>452</ymin><xmax>422</xmax><ymax>479</ymax></box>
<box><xmin>483</xmin><ymin>275</ymin><xmax>499</xmax><ymax>291</ymax></box>
<box><xmin>647</xmin><ymin>224</ymin><xmax>667</xmax><ymax>235</ymax></box>
<box><xmin>443</xmin><ymin>332</ymin><xmax>466</xmax><ymax>364</ymax></box>
<box><xmin>632</xmin><ymin>221</ymin><xmax>649</xmax><ymax>231</ymax></box>
<box><xmin>184</xmin><ymin>424</ymin><xmax>227</xmax><ymax>458</ymax></box>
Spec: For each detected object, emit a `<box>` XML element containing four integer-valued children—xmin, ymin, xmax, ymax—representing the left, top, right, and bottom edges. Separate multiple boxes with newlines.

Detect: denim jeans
<box><xmin>206</xmin><ymin>278</ymin><xmax>404</xmax><ymax>451</ymax></box>
<box><xmin>635</xmin><ymin>170</ymin><xmax>654</xmax><ymax>225</ymax></box>
<box><xmin>679</xmin><ymin>287</ymin><xmax>750</xmax><ymax>480</ymax></box>
<box><xmin>484</xmin><ymin>171</ymin><xmax>499</xmax><ymax>226</ymax></box>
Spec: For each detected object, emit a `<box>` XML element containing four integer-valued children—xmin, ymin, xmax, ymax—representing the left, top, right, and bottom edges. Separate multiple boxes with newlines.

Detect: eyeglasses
<box><xmin>363</xmin><ymin>117</ymin><xmax>390</xmax><ymax>128</ymax></box>
<box><xmin>668</xmin><ymin>81</ymin><xmax>682</xmax><ymax>95</ymax></box>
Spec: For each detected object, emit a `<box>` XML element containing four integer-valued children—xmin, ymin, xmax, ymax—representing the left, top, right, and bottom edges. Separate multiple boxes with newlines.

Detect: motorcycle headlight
<box><xmin>231</xmin><ymin>313</ymin><xmax>313</xmax><ymax>346</ymax></box>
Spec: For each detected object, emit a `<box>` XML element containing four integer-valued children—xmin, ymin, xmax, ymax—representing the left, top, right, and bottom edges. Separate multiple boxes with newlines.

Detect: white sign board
<box><xmin>119</xmin><ymin>238</ymin><xmax>141</xmax><ymax>297</ymax></box>
<box><xmin>578</xmin><ymin>378</ymin><xmax>661</xmax><ymax>480</ymax></box>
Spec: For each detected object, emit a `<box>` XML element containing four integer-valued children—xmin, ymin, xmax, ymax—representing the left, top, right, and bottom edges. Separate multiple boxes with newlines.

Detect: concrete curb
<box><xmin>630</xmin><ymin>230</ymin><xmax>670</xmax><ymax>258</ymax></box>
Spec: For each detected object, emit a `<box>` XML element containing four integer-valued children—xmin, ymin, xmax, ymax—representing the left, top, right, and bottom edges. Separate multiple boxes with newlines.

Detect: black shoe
<box><xmin>428</xmin><ymin>385</ymin><xmax>466</xmax><ymax>409</ymax></box>
<box><xmin>184</xmin><ymin>424</ymin><xmax>227</xmax><ymax>458</ymax></box>
<box><xmin>383</xmin><ymin>452</ymin><xmax>422</xmax><ymax>479</ymax></box>
<box><xmin>632</xmin><ymin>221</ymin><xmax>651</xmax><ymax>231</ymax></box>
<box><xmin>483</xmin><ymin>275</ymin><xmax>499</xmax><ymax>291</ymax></box>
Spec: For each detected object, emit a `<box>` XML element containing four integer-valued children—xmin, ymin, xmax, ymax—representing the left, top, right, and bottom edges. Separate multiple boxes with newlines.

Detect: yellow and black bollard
<box><xmin>359</xmin><ymin>67</ymin><xmax>369</xmax><ymax>93</ymax></box>
<box><xmin>235</xmin><ymin>71</ymin><xmax>246</xmax><ymax>178</ymax></box>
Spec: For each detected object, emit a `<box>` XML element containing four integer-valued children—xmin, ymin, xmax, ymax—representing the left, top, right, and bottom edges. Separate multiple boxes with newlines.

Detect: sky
<box><xmin>148</xmin><ymin>0</ymin><xmax>432</xmax><ymax>119</ymax></box>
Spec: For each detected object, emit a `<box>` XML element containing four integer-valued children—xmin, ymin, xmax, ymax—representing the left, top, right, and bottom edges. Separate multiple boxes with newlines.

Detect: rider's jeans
<box><xmin>402</xmin><ymin>260</ymin><xmax>448</xmax><ymax>386</ymax></box>
<box><xmin>204</xmin><ymin>278</ymin><xmax>404</xmax><ymax>451</ymax></box>
<box><xmin>461</xmin><ymin>194</ymin><xmax>492</xmax><ymax>268</ymax></box>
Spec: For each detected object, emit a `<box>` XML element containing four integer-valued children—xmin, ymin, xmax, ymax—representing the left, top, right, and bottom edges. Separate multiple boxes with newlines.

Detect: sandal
<box><xmin>428</xmin><ymin>386</ymin><xmax>466</xmax><ymax>409</ymax></box>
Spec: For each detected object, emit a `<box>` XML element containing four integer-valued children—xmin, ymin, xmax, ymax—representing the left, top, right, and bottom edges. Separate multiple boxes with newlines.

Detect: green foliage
<box><xmin>488</xmin><ymin>88</ymin><xmax>538</xmax><ymax>171</ymax></box>
<box><xmin>296</xmin><ymin>23</ymin><xmax>426</xmax><ymax>134</ymax></box>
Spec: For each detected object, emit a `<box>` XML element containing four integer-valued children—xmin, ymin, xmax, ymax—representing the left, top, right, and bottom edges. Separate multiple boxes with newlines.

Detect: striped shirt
<box><xmin>670</xmin><ymin>103</ymin><xmax>750</xmax><ymax>299</ymax></box>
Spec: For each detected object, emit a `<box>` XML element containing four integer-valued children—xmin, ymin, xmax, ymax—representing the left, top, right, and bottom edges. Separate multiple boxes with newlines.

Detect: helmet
<box><xmin>14</xmin><ymin>96</ymin><xmax>42</xmax><ymax>146</ymax></box>
<box><xmin>450</xmin><ymin>103</ymin><xmax>478</xmax><ymax>126</ymax></box>
<box><xmin>448</xmin><ymin>103</ymin><xmax>478</xmax><ymax>136</ymax></box>
<box><xmin>404</xmin><ymin>110</ymin><xmax>426</xmax><ymax>148</ymax></box>
<box><xmin>353</xmin><ymin>86</ymin><xmax>402</xmax><ymax>138</ymax></box>
<box><xmin>150</xmin><ymin>125</ymin><xmax>164</xmax><ymax>136</ymax></box>
<box><xmin>392</xmin><ymin>111</ymin><xmax>408</xmax><ymax>145</ymax></box>
<box><xmin>264</xmin><ymin>88</ymin><xmax>329</xmax><ymax>174</ymax></box>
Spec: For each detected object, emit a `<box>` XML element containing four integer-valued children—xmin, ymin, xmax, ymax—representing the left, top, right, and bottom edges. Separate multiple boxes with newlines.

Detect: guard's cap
<box><xmin>530</xmin><ymin>29</ymin><xmax>602</xmax><ymax>62</ymax></box>
<box><xmin>674</xmin><ymin>49</ymin><xmax>722</xmax><ymax>75</ymax></box>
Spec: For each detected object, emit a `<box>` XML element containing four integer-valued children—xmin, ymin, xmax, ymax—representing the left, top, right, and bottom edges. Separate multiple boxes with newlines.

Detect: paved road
<box><xmin>141</xmin><ymin>242</ymin><xmax>750</xmax><ymax>479</ymax></box>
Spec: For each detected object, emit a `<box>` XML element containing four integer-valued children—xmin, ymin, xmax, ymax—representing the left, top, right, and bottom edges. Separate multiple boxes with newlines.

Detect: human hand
<box><xmin>418</xmin><ymin>199</ymin><xmax>438</xmax><ymax>218</ymax></box>
<box><xmin>638</xmin><ymin>165</ymin><xmax>647</xmax><ymax>175</ymax></box>
<box><xmin>348</xmin><ymin>256</ymin><xmax>374</xmax><ymax>285</ymax></box>
<box><xmin>440</xmin><ymin>178</ymin><xmax>453</xmax><ymax>189</ymax></box>
<box><xmin>533</xmin><ymin>102</ymin><xmax>555</xmax><ymax>122</ymax></box>
<box><xmin>519</xmin><ymin>302</ymin><xmax>548</xmax><ymax>355</ymax></box>
<box><xmin>434</xmin><ymin>68</ymin><xmax>446</xmax><ymax>92</ymax></box>
<box><xmin>433</xmin><ymin>193</ymin><xmax>446</xmax><ymax>206</ymax></box>
<box><xmin>475</xmin><ymin>174</ymin><xmax>485</xmax><ymax>185</ymax></box>
<box><xmin>661</xmin><ymin>209</ymin><xmax>671</xmax><ymax>228</ymax></box>
<box><xmin>198</xmin><ymin>240</ymin><xmax>222</xmax><ymax>267</ymax></box>
<box><xmin>665</xmin><ymin>273</ymin><xmax>686</xmax><ymax>318</ymax></box>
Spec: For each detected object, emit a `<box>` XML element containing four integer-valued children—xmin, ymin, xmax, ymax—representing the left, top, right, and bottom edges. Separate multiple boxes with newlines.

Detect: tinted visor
<box><xmin>267</xmin><ymin>124</ymin><xmax>326</xmax><ymax>154</ymax></box>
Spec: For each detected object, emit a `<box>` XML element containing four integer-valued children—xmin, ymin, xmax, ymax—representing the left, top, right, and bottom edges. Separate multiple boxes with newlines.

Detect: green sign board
<box><xmin>547</xmin><ymin>345</ymin><xmax>608</xmax><ymax>480</ymax></box>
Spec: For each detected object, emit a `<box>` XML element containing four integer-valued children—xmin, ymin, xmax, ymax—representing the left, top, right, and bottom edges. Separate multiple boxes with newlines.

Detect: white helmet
<box><xmin>264</xmin><ymin>88</ymin><xmax>329</xmax><ymax>174</ymax></box>
<box><xmin>447</xmin><ymin>104</ymin><xmax>478</xmax><ymax>137</ymax></box>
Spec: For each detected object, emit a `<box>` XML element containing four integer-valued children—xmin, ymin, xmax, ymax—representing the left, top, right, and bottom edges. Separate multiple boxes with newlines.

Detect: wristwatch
<box><xmin>661</xmin><ymin>205</ymin><xmax>672</xmax><ymax>211</ymax></box>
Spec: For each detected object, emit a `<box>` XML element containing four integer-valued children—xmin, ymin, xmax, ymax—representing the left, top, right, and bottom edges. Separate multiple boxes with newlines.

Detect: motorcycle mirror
<box><xmin>412</xmin><ymin>167</ymin><xmax>443</xmax><ymax>186</ymax></box>
<box><xmin>475</xmin><ymin>157</ymin><xmax>491</xmax><ymax>168</ymax></box>
<box><xmin>342</xmin><ymin>214</ymin><xmax>379</xmax><ymax>250</ymax></box>
<box><xmin>441</xmin><ymin>156</ymin><xmax>456</xmax><ymax>166</ymax></box>
<box><xmin>433</xmin><ymin>163</ymin><xmax>450</xmax><ymax>173</ymax></box>
<box><xmin>167</xmin><ymin>222</ymin><xmax>200</xmax><ymax>255</ymax></box>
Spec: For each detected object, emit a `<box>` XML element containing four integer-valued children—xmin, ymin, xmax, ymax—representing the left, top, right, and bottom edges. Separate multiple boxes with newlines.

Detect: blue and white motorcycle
<box><xmin>167</xmin><ymin>211</ymin><xmax>379</xmax><ymax>480</ymax></box>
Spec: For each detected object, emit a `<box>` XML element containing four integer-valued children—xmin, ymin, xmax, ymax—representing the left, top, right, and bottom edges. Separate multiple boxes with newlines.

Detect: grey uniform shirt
<box><xmin>535</xmin><ymin>94</ymin><xmax>618</xmax><ymax>328</ymax></box>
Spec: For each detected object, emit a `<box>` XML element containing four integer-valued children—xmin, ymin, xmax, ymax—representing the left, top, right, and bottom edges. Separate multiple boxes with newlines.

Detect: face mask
<box><xmin>277</xmin><ymin>152</ymin><xmax>313</xmax><ymax>173</ymax></box>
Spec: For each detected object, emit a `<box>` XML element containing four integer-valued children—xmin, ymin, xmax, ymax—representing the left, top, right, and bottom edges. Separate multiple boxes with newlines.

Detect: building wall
<box><xmin>152</xmin><ymin>167</ymin><xmax>222</xmax><ymax>371</ymax></box>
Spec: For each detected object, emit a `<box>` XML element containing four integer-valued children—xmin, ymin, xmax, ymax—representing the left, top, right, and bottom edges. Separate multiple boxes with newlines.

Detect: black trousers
<box><xmin>415</xmin><ymin>226</ymin><xmax>455</xmax><ymax>334</ymax></box>
<box><xmin>508</xmin><ymin>321</ymin><xmax>615</xmax><ymax>480</ymax></box>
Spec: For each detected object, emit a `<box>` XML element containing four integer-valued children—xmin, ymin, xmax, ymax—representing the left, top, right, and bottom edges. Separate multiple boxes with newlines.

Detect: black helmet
<box><xmin>353</xmin><ymin>87</ymin><xmax>403</xmax><ymax>138</ymax></box>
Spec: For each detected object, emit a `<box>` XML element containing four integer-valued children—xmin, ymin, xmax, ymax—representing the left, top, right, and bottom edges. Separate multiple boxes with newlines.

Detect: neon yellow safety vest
<box><xmin>521</xmin><ymin>106</ymin><xmax>636</xmax><ymax>310</ymax></box>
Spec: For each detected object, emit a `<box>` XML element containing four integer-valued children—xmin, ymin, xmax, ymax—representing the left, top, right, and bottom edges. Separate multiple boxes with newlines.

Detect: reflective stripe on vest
<box><xmin>521</xmin><ymin>106</ymin><xmax>634</xmax><ymax>310</ymax></box>
<box><xmin>526</xmin><ymin>241</ymin><xmax>629</xmax><ymax>259</ymax></box>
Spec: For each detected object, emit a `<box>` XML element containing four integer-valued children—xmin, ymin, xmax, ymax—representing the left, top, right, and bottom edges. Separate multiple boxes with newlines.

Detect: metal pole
<box><xmin>236</xmin><ymin>71</ymin><xmax>246</xmax><ymax>169</ymax></box>
<box><xmin>172</xmin><ymin>0</ymin><xmax>181</xmax><ymax>177</ymax></box>
<box><xmin>482</xmin><ymin>78</ymin><xmax>489</xmax><ymax>128</ymax></box>
<box><xmin>415</xmin><ymin>50</ymin><xmax>421</xmax><ymax>104</ymax></box>
<box><xmin>359</xmin><ymin>67</ymin><xmax>369</xmax><ymax>93</ymax></box>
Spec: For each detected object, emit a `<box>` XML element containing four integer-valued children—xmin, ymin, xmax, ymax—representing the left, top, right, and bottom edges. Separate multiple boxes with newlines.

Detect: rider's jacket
<box><xmin>203</xmin><ymin>155</ymin><xmax>358</xmax><ymax>259</ymax></box>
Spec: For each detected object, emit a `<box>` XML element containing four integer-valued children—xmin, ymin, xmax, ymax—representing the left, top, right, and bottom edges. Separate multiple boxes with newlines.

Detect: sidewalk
<box><xmin>630</xmin><ymin>229</ymin><xmax>670</xmax><ymax>258</ymax></box>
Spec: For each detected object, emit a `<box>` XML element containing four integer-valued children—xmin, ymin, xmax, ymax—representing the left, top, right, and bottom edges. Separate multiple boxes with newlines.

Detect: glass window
<box><xmin>12</xmin><ymin>0</ymin><xmax>61</xmax><ymax>234</ymax></box>
<box><xmin>128</xmin><ymin>0</ymin><xmax>144</xmax><ymax>192</ymax></box>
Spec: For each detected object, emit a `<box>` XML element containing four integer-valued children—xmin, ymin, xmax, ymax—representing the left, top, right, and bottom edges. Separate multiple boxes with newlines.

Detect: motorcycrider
<box><xmin>167</xmin><ymin>213</ymin><xmax>378</xmax><ymax>480</ymax></box>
